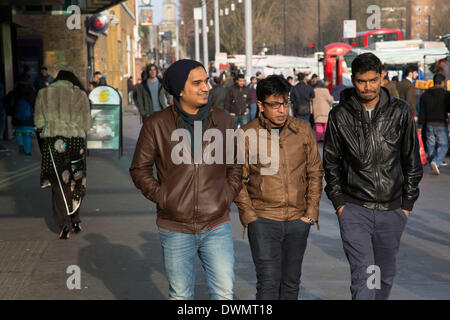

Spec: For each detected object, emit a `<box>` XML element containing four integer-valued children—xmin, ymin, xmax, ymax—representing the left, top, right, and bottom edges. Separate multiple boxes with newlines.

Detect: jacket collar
<box><xmin>257</xmin><ymin>112</ymin><xmax>298</xmax><ymax>134</ymax></box>
<box><xmin>170</xmin><ymin>103</ymin><xmax>217</xmax><ymax>128</ymax></box>
<box><xmin>340</xmin><ymin>87</ymin><xmax>391</xmax><ymax>122</ymax></box>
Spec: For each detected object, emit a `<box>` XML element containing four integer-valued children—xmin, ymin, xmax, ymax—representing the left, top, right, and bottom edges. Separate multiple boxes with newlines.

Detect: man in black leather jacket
<box><xmin>323</xmin><ymin>53</ymin><xmax>423</xmax><ymax>300</ymax></box>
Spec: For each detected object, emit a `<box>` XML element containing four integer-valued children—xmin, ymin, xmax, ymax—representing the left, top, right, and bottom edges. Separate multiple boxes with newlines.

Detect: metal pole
<box><xmin>318</xmin><ymin>0</ymin><xmax>321</xmax><ymax>50</ymax></box>
<box><xmin>176</xmin><ymin>19</ymin><xmax>180</xmax><ymax>61</ymax></box>
<box><xmin>202</xmin><ymin>0</ymin><xmax>209</xmax><ymax>71</ymax></box>
<box><xmin>194</xmin><ymin>10</ymin><xmax>200</xmax><ymax>62</ymax></box>
<box><xmin>245</xmin><ymin>0</ymin><xmax>253</xmax><ymax>78</ymax></box>
<box><xmin>283</xmin><ymin>0</ymin><xmax>287</xmax><ymax>55</ymax></box>
<box><xmin>214</xmin><ymin>0</ymin><xmax>220</xmax><ymax>54</ymax></box>
<box><xmin>428</xmin><ymin>15</ymin><xmax>431</xmax><ymax>41</ymax></box>
<box><xmin>349</xmin><ymin>0</ymin><xmax>352</xmax><ymax>19</ymax></box>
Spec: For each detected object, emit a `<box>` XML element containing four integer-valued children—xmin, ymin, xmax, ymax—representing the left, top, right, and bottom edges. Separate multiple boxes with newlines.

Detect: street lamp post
<box><xmin>214</xmin><ymin>0</ymin><xmax>220</xmax><ymax>55</ymax></box>
<box><xmin>202</xmin><ymin>0</ymin><xmax>209</xmax><ymax>70</ymax></box>
<box><xmin>245</xmin><ymin>0</ymin><xmax>252</xmax><ymax>78</ymax></box>
<box><xmin>194</xmin><ymin>7</ymin><xmax>202</xmax><ymax>62</ymax></box>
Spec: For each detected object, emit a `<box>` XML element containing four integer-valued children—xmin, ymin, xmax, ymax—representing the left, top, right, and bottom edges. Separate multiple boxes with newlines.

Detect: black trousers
<box><xmin>248</xmin><ymin>217</ymin><xmax>310</xmax><ymax>300</ymax></box>
<box><xmin>338</xmin><ymin>202</ymin><xmax>407</xmax><ymax>300</ymax></box>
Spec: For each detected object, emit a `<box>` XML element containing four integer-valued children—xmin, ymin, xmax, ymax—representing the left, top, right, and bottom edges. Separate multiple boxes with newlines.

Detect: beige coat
<box><xmin>34</xmin><ymin>80</ymin><xmax>92</xmax><ymax>138</ymax></box>
<box><xmin>312</xmin><ymin>87</ymin><xmax>333</xmax><ymax>124</ymax></box>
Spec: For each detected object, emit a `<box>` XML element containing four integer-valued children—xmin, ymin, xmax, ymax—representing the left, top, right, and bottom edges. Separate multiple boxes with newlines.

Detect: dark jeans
<box><xmin>338</xmin><ymin>202</ymin><xmax>407</xmax><ymax>300</ymax></box>
<box><xmin>248</xmin><ymin>217</ymin><xmax>310</xmax><ymax>300</ymax></box>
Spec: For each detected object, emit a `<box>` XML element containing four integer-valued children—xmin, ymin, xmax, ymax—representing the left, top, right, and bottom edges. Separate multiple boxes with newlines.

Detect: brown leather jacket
<box><xmin>130</xmin><ymin>105</ymin><xmax>243</xmax><ymax>234</ymax></box>
<box><xmin>235</xmin><ymin>114</ymin><xmax>324</xmax><ymax>228</ymax></box>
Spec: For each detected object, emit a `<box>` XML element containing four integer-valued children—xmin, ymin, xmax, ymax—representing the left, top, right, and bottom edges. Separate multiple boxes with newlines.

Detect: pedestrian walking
<box><xmin>224</xmin><ymin>74</ymin><xmax>251</xmax><ymax>128</ymax></box>
<box><xmin>127</xmin><ymin>76</ymin><xmax>135</xmax><ymax>105</ymax></box>
<box><xmin>34</xmin><ymin>70</ymin><xmax>92</xmax><ymax>239</ymax></box>
<box><xmin>418</xmin><ymin>73</ymin><xmax>450</xmax><ymax>175</ymax></box>
<box><xmin>134</xmin><ymin>64</ymin><xmax>172</xmax><ymax>122</ymax></box>
<box><xmin>397</xmin><ymin>65</ymin><xmax>419</xmax><ymax>116</ymax></box>
<box><xmin>8</xmin><ymin>82</ymin><xmax>36</xmax><ymax>156</ymax></box>
<box><xmin>247</xmin><ymin>76</ymin><xmax>258</xmax><ymax>122</ymax></box>
<box><xmin>291</xmin><ymin>73</ymin><xmax>315</xmax><ymax>122</ymax></box>
<box><xmin>130</xmin><ymin>59</ymin><xmax>242</xmax><ymax>300</ymax></box>
<box><xmin>323</xmin><ymin>53</ymin><xmax>423</xmax><ymax>300</ymax></box>
<box><xmin>209</xmin><ymin>76</ymin><xmax>228</xmax><ymax>109</ymax></box>
<box><xmin>311</xmin><ymin>82</ymin><xmax>333</xmax><ymax>142</ymax></box>
<box><xmin>381</xmin><ymin>67</ymin><xmax>399</xmax><ymax>98</ymax></box>
<box><xmin>235</xmin><ymin>75</ymin><xmax>324</xmax><ymax>300</ymax></box>
<box><xmin>34</xmin><ymin>65</ymin><xmax>54</xmax><ymax>92</ymax></box>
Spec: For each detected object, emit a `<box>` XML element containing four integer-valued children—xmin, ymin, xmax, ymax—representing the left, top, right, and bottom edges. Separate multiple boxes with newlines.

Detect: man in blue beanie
<box><xmin>130</xmin><ymin>59</ymin><xmax>242</xmax><ymax>300</ymax></box>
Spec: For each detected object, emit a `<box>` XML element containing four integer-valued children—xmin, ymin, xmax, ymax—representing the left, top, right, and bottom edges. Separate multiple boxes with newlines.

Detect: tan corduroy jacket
<box><xmin>34</xmin><ymin>80</ymin><xmax>92</xmax><ymax>138</ymax></box>
<box><xmin>235</xmin><ymin>113</ymin><xmax>324</xmax><ymax>229</ymax></box>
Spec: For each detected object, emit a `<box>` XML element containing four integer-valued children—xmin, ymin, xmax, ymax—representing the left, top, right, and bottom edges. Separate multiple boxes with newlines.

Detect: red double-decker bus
<box><xmin>354</xmin><ymin>29</ymin><xmax>402</xmax><ymax>47</ymax></box>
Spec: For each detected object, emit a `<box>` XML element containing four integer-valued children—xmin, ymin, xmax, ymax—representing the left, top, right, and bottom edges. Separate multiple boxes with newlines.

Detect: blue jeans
<box><xmin>158</xmin><ymin>222</ymin><xmax>234</xmax><ymax>300</ymax></box>
<box><xmin>232</xmin><ymin>114</ymin><xmax>248</xmax><ymax>128</ymax></box>
<box><xmin>248</xmin><ymin>103</ymin><xmax>258</xmax><ymax>122</ymax></box>
<box><xmin>426</xmin><ymin>125</ymin><xmax>449</xmax><ymax>167</ymax></box>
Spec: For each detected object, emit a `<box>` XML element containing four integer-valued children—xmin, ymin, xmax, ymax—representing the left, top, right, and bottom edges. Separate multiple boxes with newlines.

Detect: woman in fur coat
<box><xmin>34</xmin><ymin>71</ymin><xmax>92</xmax><ymax>239</ymax></box>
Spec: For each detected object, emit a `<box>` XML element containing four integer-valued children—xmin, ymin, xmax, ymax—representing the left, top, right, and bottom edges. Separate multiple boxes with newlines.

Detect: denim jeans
<box><xmin>248</xmin><ymin>103</ymin><xmax>258</xmax><ymax>122</ymax></box>
<box><xmin>158</xmin><ymin>222</ymin><xmax>234</xmax><ymax>300</ymax></box>
<box><xmin>426</xmin><ymin>125</ymin><xmax>449</xmax><ymax>167</ymax></box>
<box><xmin>248</xmin><ymin>217</ymin><xmax>310</xmax><ymax>300</ymax></box>
<box><xmin>232</xmin><ymin>114</ymin><xmax>248</xmax><ymax>128</ymax></box>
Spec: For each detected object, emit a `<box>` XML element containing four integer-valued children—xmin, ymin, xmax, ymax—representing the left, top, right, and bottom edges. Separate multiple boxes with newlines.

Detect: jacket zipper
<box><xmin>369</xmin><ymin>120</ymin><xmax>382</xmax><ymax>210</ymax></box>
<box><xmin>194</xmin><ymin>163</ymin><xmax>199</xmax><ymax>233</ymax></box>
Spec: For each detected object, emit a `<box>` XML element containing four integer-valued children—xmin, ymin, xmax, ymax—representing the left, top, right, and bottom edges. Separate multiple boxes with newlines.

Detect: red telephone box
<box><xmin>324</xmin><ymin>43</ymin><xmax>352</xmax><ymax>92</ymax></box>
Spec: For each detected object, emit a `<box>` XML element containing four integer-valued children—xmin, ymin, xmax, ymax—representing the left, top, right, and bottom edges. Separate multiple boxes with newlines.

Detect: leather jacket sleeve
<box><xmin>235</xmin><ymin>134</ymin><xmax>259</xmax><ymax>227</ymax></box>
<box><xmin>129</xmin><ymin>118</ymin><xmax>162</xmax><ymax>204</ymax></box>
<box><xmin>323</xmin><ymin>109</ymin><xmax>346</xmax><ymax>210</ymax></box>
<box><xmin>304</xmin><ymin>124</ymin><xmax>325</xmax><ymax>221</ymax></box>
<box><xmin>400</xmin><ymin>107</ymin><xmax>423</xmax><ymax>211</ymax></box>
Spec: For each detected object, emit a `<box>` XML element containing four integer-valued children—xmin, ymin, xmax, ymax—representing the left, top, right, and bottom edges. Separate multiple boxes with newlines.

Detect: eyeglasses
<box><xmin>262</xmin><ymin>100</ymin><xmax>290</xmax><ymax>110</ymax></box>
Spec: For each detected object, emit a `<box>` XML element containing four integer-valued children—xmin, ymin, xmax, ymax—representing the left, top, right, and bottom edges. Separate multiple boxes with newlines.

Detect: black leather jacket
<box><xmin>323</xmin><ymin>87</ymin><xmax>423</xmax><ymax>212</ymax></box>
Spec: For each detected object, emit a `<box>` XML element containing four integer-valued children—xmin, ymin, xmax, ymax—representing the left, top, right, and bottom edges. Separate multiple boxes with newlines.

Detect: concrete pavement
<box><xmin>0</xmin><ymin>105</ymin><xmax>449</xmax><ymax>300</ymax></box>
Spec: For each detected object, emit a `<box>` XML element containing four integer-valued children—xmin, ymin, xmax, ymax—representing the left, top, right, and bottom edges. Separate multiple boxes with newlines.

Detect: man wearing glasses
<box><xmin>235</xmin><ymin>75</ymin><xmax>324</xmax><ymax>300</ymax></box>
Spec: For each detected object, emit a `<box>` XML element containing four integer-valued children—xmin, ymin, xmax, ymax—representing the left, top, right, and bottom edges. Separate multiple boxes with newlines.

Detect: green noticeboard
<box><xmin>87</xmin><ymin>85</ymin><xmax>123</xmax><ymax>158</ymax></box>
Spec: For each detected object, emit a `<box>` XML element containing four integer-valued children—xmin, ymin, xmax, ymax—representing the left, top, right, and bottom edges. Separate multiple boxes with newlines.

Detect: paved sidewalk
<box><xmin>0</xmin><ymin>106</ymin><xmax>449</xmax><ymax>300</ymax></box>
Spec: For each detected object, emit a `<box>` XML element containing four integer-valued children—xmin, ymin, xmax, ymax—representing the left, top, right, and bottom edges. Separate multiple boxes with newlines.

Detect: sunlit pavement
<box><xmin>0</xmin><ymin>107</ymin><xmax>449</xmax><ymax>300</ymax></box>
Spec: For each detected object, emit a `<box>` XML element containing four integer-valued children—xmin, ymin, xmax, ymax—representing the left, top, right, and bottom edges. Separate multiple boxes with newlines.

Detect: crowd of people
<box><xmin>129</xmin><ymin>55</ymin><xmax>447</xmax><ymax>301</ymax></box>
<box><xmin>0</xmin><ymin>54</ymin><xmax>448</xmax><ymax>300</ymax></box>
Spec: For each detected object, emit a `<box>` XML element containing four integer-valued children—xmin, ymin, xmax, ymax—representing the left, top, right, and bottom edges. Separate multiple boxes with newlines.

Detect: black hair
<box><xmin>287</xmin><ymin>76</ymin><xmax>293</xmax><ymax>81</ymax></box>
<box><xmin>236</xmin><ymin>74</ymin><xmax>245</xmax><ymax>80</ymax></box>
<box><xmin>433</xmin><ymin>73</ymin><xmax>445</xmax><ymax>85</ymax></box>
<box><xmin>256</xmin><ymin>75</ymin><xmax>291</xmax><ymax>102</ymax></box>
<box><xmin>392</xmin><ymin>76</ymin><xmax>399</xmax><ymax>82</ymax></box>
<box><xmin>213</xmin><ymin>76</ymin><xmax>221</xmax><ymax>85</ymax></box>
<box><xmin>351</xmin><ymin>53</ymin><xmax>382</xmax><ymax>77</ymax></box>
<box><xmin>14</xmin><ymin>82</ymin><xmax>36</xmax><ymax>106</ymax></box>
<box><xmin>297</xmin><ymin>72</ymin><xmax>306</xmax><ymax>82</ymax></box>
<box><xmin>404</xmin><ymin>65</ymin><xmax>418</xmax><ymax>78</ymax></box>
<box><xmin>311</xmin><ymin>74</ymin><xmax>318</xmax><ymax>79</ymax></box>
<box><xmin>94</xmin><ymin>71</ymin><xmax>101</xmax><ymax>76</ymax></box>
<box><xmin>250</xmin><ymin>76</ymin><xmax>256</xmax><ymax>81</ymax></box>
<box><xmin>55</xmin><ymin>70</ymin><xmax>86</xmax><ymax>92</ymax></box>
